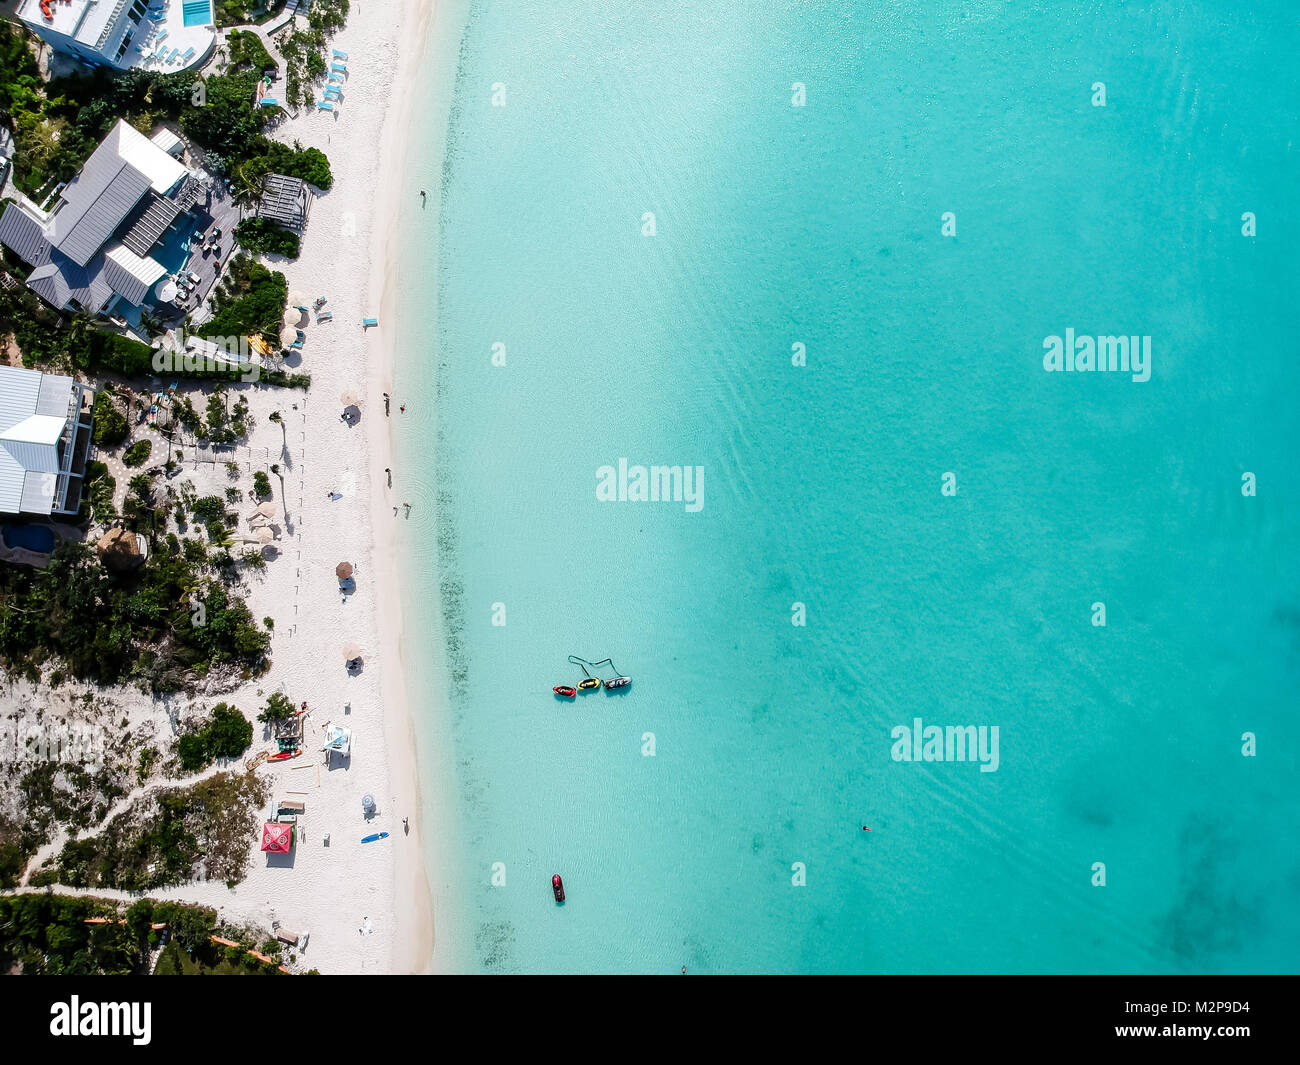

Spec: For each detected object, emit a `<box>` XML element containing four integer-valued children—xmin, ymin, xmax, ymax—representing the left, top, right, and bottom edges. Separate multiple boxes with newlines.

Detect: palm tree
<box><xmin>138</xmin><ymin>310</ymin><xmax>166</xmax><ymax>340</ymax></box>
<box><xmin>268</xmin><ymin>410</ymin><xmax>286</xmax><ymax>454</ymax></box>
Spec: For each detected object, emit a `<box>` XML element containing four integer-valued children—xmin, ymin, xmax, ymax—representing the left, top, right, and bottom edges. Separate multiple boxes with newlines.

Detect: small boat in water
<box><xmin>552</xmin><ymin>874</ymin><xmax>565</xmax><ymax>903</ymax></box>
<box><xmin>361</xmin><ymin>832</ymin><xmax>389</xmax><ymax>843</ymax></box>
<box><xmin>604</xmin><ymin>676</ymin><xmax>631</xmax><ymax>690</ymax></box>
<box><xmin>268</xmin><ymin>748</ymin><xmax>300</xmax><ymax>762</ymax></box>
<box><xmin>577</xmin><ymin>678</ymin><xmax>601</xmax><ymax>691</ymax></box>
<box><xmin>553</xmin><ymin>685</ymin><xmax>577</xmax><ymax>698</ymax></box>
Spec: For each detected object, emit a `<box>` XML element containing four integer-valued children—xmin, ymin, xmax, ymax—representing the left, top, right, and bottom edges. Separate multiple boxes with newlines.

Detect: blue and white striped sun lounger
<box><xmin>330</xmin><ymin>63</ymin><xmax>348</xmax><ymax>74</ymax></box>
<box><xmin>328</xmin><ymin>75</ymin><xmax>344</xmax><ymax>85</ymax></box>
<box><xmin>317</xmin><ymin>101</ymin><xmax>334</xmax><ymax>111</ymax></box>
<box><xmin>361</xmin><ymin>318</ymin><xmax>378</xmax><ymax>328</ymax></box>
<box><xmin>181</xmin><ymin>46</ymin><xmax>195</xmax><ymax>61</ymax></box>
<box><xmin>333</xmin><ymin>50</ymin><xmax>349</xmax><ymax>60</ymax></box>
<box><xmin>168</xmin><ymin>48</ymin><xmax>179</xmax><ymax>63</ymax></box>
<box><xmin>323</xmin><ymin>88</ymin><xmax>342</xmax><ymax>99</ymax></box>
<box><xmin>155</xmin><ymin>28</ymin><xmax>168</xmax><ymax>42</ymax></box>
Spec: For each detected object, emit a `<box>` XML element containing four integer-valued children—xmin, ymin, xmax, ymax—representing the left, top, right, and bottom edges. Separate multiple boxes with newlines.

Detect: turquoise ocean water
<box><xmin>392</xmin><ymin>1</ymin><xmax>1300</xmax><ymax>973</ymax></box>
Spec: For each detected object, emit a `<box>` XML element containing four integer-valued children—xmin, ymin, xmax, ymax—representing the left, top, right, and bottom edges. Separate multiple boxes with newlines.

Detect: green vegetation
<box><xmin>52</xmin><ymin>771</ymin><xmax>269</xmax><ymax>891</ymax></box>
<box><xmin>196</xmin><ymin>253</ymin><xmax>289</xmax><ymax>341</ymax></box>
<box><xmin>154</xmin><ymin>935</ymin><xmax>283</xmax><ymax>975</ymax></box>
<box><xmin>234</xmin><ymin>216</ymin><xmax>301</xmax><ymax>258</ymax></box>
<box><xmin>279</xmin><ymin>0</ymin><xmax>351</xmax><ymax>111</ymax></box>
<box><xmin>91</xmin><ymin>391</ymin><xmax>128</xmax><ymax>447</ymax></box>
<box><xmin>253</xmin><ymin>470</ymin><xmax>272</xmax><ymax>497</ymax></box>
<box><xmin>0</xmin><ymin>23</ymin><xmax>331</xmax><ymax>201</ymax></box>
<box><xmin>0</xmin><ymin>259</ymin><xmax>155</xmax><ymax>372</ymax></box>
<box><xmin>0</xmin><ymin>541</ymin><xmax>271</xmax><ymax>689</ymax></box>
<box><xmin>216</xmin><ymin>0</ymin><xmax>288</xmax><ymax>29</ymax></box>
<box><xmin>227</xmin><ymin>28</ymin><xmax>275</xmax><ymax>72</ymax></box>
<box><xmin>177</xmin><ymin>702</ymin><xmax>253</xmax><ymax>771</ymax></box>
<box><xmin>80</xmin><ymin>461</ymin><xmax>116</xmax><ymax>524</ymax></box>
<box><xmin>123</xmin><ymin>440</ymin><xmax>152</xmax><ymax>467</ymax></box>
<box><xmin>258</xmin><ymin>690</ymin><xmax>295</xmax><ymax>725</ymax></box>
<box><xmin>0</xmin><ymin>895</ymin><xmax>217</xmax><ymax>975</ymax></box>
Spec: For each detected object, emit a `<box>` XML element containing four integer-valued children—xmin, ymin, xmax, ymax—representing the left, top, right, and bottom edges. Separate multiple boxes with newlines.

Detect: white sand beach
<box><xmin>0</xmin><ymin>0</ymin><xmax>454</xmax><ymax>973</ymax></box>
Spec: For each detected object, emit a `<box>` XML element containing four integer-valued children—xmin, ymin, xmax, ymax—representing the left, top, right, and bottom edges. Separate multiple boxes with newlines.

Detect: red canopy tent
<box><xmin>261</xmin><ymin>822</ymin><xmax>294</xmax><ymax>853</ymax></box>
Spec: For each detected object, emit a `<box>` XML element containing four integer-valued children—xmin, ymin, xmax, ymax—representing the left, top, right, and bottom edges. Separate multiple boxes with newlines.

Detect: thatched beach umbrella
<box><xmin>279</xmin><ymin>324</ymin><xmax>299</xmax><ymax>348</ymax></box>
<box><xmin>288</xmin><ymin>290</ymin><xmax>310</xmax><ymax>310</ymax></box>
<box><xmin>342</xmin><ymin>642</ymin><xmax>362</xmax><ymax>660</ymax></box>
<box><xmin>282</xmin><ymin>305</ymin><xmax>306</xmax><ymax>328</ymax></box>
<box><xmin>95</xmin><ymin>527</ymin><xmax>144</xmax><ymax>573</ymax></box>
<box><xmin>339</xmin><ymin>390</ymin><xmax>361</xmax><ymax>408</ymax></box>
<box><xmin>251</xmin><ymin>527</ymin><xmax>274</xmax><ymax>544</ymax></box>
<box><xmin>256</xmin><ymin>502</ymin><xmax>277</xmax><ymax>518</ymax></box>
<box><xmin>335</xmin><ymin>561</ymin><xmax>354</xmax><ymax>580</ymax></box>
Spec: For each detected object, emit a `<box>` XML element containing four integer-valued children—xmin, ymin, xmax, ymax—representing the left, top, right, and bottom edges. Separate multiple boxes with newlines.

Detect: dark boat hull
<box><xmin>552</xmin><ymin>874</ymin><xmax>565</xmax><ymax>903</ymax></box>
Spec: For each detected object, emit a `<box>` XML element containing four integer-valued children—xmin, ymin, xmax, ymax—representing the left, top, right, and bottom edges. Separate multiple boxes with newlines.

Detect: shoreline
<box><xmin>364</xmin><ymin>0</ymin><xmax>443</xmax><ymax>974</ymax></box>
<box><xmin>0</xmin><ymin>0</ymin><xmax>460</xmax><ymax>974</ymax></box>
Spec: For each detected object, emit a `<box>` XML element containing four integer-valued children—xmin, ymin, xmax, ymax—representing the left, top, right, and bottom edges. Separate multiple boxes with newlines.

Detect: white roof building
<box><xmin>0</xmin><ymin>367</ymin><xmax>97</xmax><ymax>517</ymax></box>
<box><xmin>15</xmin><ymin>0</ymin><xmax>216</xmax><ymax>73</ymax></box>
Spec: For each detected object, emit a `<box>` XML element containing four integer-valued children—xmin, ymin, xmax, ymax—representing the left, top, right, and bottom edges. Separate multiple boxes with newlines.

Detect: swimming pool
<box><xmin>2</xmin><ymin>525</ymin><xmax>55</xmax><ymax>553</ymax></box>
<box><xmin>181</xmin><ymin>0</ymin><xmax>213</xmax><ymax>28</ymax></box>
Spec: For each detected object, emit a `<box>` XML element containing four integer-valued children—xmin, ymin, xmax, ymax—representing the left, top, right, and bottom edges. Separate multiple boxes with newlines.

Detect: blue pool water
<box><xmin>393</xmin><ymin>0</ymin><xmax>1300</xmax><ymax>973</ymax></box>
<box><xmin>181</xmin><ymin>1</ymin><xmax>212</xmax><ymax>29</ymax></box>
<box><xmin>3</xmin><ymin>525</ymin><xmax>55</xmax><ymax>553</ymax></box>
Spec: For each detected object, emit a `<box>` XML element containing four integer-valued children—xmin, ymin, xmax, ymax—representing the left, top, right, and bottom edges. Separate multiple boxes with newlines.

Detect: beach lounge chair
<box><xmin>168</xmin><ymin>49</ymin><xmax>180</xmax><ymax>63</ymax></box>
<box><xmin>328</xmin><ymin>75</ymin><xmax>344</xmax><ymax>85</ymax></box>
<box><xmin>323</xmin><ymin>89</ymin><xmax>342</xmax><ymax>100</ymax></box>
<box><xmin>316</xmin><ymin>311</ymin><xmax>333</xmax><ymax>323</ymax></box>
<box><xmin>155</xmin><ymin>28</ymin><xmax>167</xmax><ymax>41</ymax></box>
<box><xmin>261</xmin><ymin>98</ymin><xmax>279</xmax><ymax>107</ymax></box>
<box><xmin>333</xmin><ymin>49</ymin><xmax>349</xmax><ymax>59</ymax></box>
<box><xmin>317</xmin><ymin>101</ymin><xmax>334</xmax><ymax>111</ymax></box>
<box><xmin>181</xmin><ymin>46</ymin><xmax>195</xmax><ymax>61</ymax></box>
<box><xmin>362</xmin><ymin>317</ymin><xmax>378</xmax><ymax>328</ymax></box>
<box><xmin>330</xmin><ymin>63</ymin><xmax>347</xmax><ymax>74</ymax></box>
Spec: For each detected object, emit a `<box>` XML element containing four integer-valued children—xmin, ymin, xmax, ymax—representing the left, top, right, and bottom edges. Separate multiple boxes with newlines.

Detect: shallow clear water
<box><xmin>395</xmin><ymin>0</ymin><xmax>1300</xmax><ymax>972</ymax></box>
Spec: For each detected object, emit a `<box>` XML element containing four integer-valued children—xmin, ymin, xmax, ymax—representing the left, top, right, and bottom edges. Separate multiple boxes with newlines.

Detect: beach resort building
<box><xmin>14</xmin><ymin>0</ymin><xmax>216</xmax><ymax>73</ymax></box>
<box><xmin>0</xmin><ymin>119</ymin><xmax>208</xmax><ymax>327</ymax></box>
<box><xmin>0</xmin><ymin>366</ymin><xmax>96</xmax><ymax>517</ymax></box>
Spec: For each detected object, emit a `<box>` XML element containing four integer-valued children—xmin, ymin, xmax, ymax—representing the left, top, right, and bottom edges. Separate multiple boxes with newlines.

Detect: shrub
<box><xmin>123</xmin><ymin>440</ymin><xmax>152</xmax><ymax>467</ymax></box>
<box><xmin>234</xmin><ymin>218</ymin><xmax>300</xmax><ymax>258</ymax></box>
<box><xmin>252</xmin><ymin>471</ymin><xmax>271</xmax><ymax>497</ymax></box>
<box><xmin>192</xmin><ymin>496</ymin><xmax>226</xmax><ymax>524</ymax></box>
<box><xmin>91</xmin><ymin>393</ymin><xmax>127</xmax><ymax>447</ymax></box>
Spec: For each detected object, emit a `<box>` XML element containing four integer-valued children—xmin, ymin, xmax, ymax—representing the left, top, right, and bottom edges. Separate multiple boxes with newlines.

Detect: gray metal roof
<box><xmin>0</xmin><ymin>202</ymin><xmax>53</xmax><ymax>268</ymax></box>
<box><xmin>27</xmin><ymin>255</ymin><xmax>115</xmax><ymax>313</ymax></box>
<box><xmin>49</xmin><ymin>123</ymin><xmax>153</xmax><ymax>267</ymax></box>
<box><xmin>101</xmin><ymin>246</ymin><xmax>164</xmax><ymax>306</ymax></box>
<box><xmin>258</xmin><ymin>173</ymin><xmax>311</xmax><ymax>232</ymax></box>
<box><xmin>119</xmin><ymin>190</ymin><xmax>183</xmax><ymax>257</ymax></box>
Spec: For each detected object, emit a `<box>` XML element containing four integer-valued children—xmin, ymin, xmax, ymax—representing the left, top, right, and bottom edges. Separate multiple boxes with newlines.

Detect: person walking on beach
<box><xmin>383</xmin><ymin>392</ymin><xmax>390</xmax><ymax>415</ymax></box>
<box><xmin>399</xmin><ymin>404</ymin><xmax>405</xmax><ymax>413</ymax></box>
<box><xmin>385</xmin><ymin>467</ymin><xmax>392</xmax><ymax>487</ymax></box>
<box><xmin>420</xmin><ymin>190</ymin><xmax>426</xmax><ymax>208</ymax></box>
<box><xmin>403</xmin><ymin>502</ymin><xmax>411</xmax><ymax>517</ymax></box>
